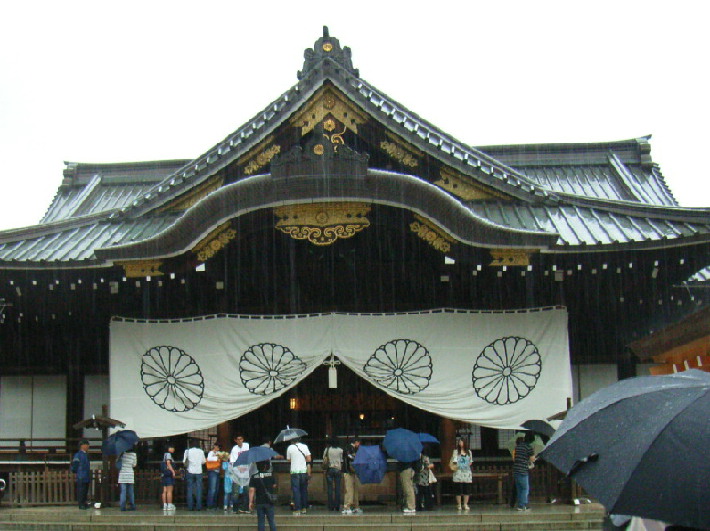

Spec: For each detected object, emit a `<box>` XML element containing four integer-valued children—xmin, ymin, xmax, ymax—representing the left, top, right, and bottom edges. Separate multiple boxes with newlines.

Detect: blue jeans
<box><xmin>290</xmin><ymin>473</ymin><xmax>309</xmax><ymax>511</ymax></box>
<box><xmin>514</xmin><ymin>473</ymin><xmax>529</xmax><ymax>508</ymax></box>
<box><xmin>325</xmin><ymin>468</ymin><xmax>342</xmax><ymax>510</ymax></box>
<box><xmin>119</xmin><ymin>483</ymin><xmax>135</xmax><ymax>510</ymax></box>
<box><xmin>186</xmin><ymin>472</ymin><xmax>203</xmax><ymax>510</ymax></box>
<box><xmin>256</xmin><ymin>503</ymin><xmax>276</xmax><ymax>531</ymax></box>
<box><xmin>206</xmin><ymin>470</ymin><xmax>220</xmax><ymax>508</ymax></box>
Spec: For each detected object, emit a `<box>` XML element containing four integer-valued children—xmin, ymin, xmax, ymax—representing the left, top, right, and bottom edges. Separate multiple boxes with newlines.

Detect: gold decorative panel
<box><xmin>242</xmin><ymin>143</ymin><xmax>282</xmax><ymax>175</ymax></box>
<box><xmin>435</xmin><ymin>167</ymin><xmax>507</xmax><ymax>201</ymax></box>
<box><xmin>489</xmin><ymin>249</ymin><xmax>533</xmax><ymax>267</ymax></box>
<box><xmin>290</xmin><ymin>86</ymin><xmax>367</xmax><ymax>136</ymax></box>
<box><xmin>274</xmin><ymin>202</ymin><xmax>371</xmax><ymax>246</ymax></box>
<box><xmin>192</xmin><ymin>222</ymin><xmax>237</xmax><ymax>262</ymax></box>
<box><xmin>409</xmin><ymin>214</ymin><xmax>454</xmax><ymax>253</ymax></box>
<box><xmin>159</xmin><ymin>175</ymin><xmax>224</xmax><ymax>212</ymax></box>
<box><xmin>380</xmin><ymin>133</ymin><xmax>421</xmax><ymax>168</ymax></box>
<box><xmin>117</xmin><ymin>260</ymin><xmax>163</xmax><ymax>278</ymax></box>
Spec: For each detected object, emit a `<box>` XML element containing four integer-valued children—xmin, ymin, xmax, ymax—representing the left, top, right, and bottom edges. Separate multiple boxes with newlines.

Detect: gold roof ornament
<box><xmin>116</xmin><ymin>260</ymin><xmax>164</xmax><ymax>278</ymax></box>
<box><xmin>192</xmin><ymin>222</ymin><xmax>238</xmax><ymax>262</ymax></box>
<box><xmin>409</xmin><ymin>214</ymin><xmax>454</xmax><ymax>253</ymax></box>
<box><xmin>274</xmin><ymin>202</ymin><xmax>371</xmax><ymax>246</ymax></box>
<box><xmin>489</xmin><ymin>249</ymin><xmax>533</xmax><ymax>267</ymax></box>
<box><xmin>290</xmin><ymin>86</ymin><xmax>368</xmax><ymax>136</ymax></box>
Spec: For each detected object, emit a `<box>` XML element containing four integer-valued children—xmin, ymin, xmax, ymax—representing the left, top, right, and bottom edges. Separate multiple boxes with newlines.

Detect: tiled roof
<box><xmin>0</xmin><ymin>215</ymin><xmax>178</xmax><ymax>264</ymax></box>
<box><xmin>0</xmin><ymin>29</ymin><xmax>707</xmax><ymax>268</ymax></box>
<box><xmin>479</xmin><ymin>138</ymin><xmax>678</xmax><ymax>207</ymax></box>
<box><xmin>469</xmin><ymin>200</ymin><xmax>710</xmax><ymax>248</ymax></box>
<box><xmin>41</xmin><ymin>160</ymin><xmax>189</xmax><ymax>223</ymax></box>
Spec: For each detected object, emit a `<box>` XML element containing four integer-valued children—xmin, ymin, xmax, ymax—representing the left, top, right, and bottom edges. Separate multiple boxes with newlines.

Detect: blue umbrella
<box><xmin>418</xmin><ymin>432</ymin><xmax>440</xmax><ymax>444</ymax></box>
<box><xmin>234</xmin><ymin>446</ymin><xmax>277</xmax><ymax>466</ymax></box>
<box><xmin>352</xmin><ymin>445</ymin><xmax>387</xmax><ymax>484</ymax></box>
<box><xmin>383</xmin><ymin>428</ymin><xmax>422</xmax><ymax>462</ymax></box>
<box><xmin>101</xmin><ymin>430</ymin><xmax>139</xmax><ymax>456</ymax></box>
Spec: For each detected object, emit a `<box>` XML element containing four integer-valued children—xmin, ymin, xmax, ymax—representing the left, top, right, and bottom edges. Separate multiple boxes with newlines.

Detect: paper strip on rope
<box><xmin>110</xmin><ymin>308</ymin><xmax>571</xmax><ymax>437</ymax></box>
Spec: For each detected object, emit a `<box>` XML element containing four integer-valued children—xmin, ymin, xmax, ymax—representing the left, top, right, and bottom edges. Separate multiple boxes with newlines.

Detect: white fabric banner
<box><xmin>110</xmin><ymin>308</ymin><xmax>571</xmax><ymax>438</ymax></box>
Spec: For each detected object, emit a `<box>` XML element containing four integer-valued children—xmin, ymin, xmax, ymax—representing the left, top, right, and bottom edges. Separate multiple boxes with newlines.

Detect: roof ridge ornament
<box><xmin>298</xmin><ymin>25</ymin><xmax>359</xmax><ymax>80</ymax></box>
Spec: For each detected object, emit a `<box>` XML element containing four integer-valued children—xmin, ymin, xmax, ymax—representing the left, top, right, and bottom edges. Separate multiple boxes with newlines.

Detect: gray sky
<box><xmin>1</xmin><ymin>1</ymin><xmax>708</xmax><ymax>231</ymax></box>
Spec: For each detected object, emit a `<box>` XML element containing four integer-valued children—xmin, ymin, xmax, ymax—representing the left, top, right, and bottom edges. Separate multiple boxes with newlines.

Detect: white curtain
<box><xmin>110</xmin><ymin>308</ymin><xmax>571</xmax><ymax>438</ymax></box>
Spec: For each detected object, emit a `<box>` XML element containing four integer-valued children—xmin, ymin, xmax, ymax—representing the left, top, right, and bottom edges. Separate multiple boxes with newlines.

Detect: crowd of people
<box><xmin>70</xmin><ymin>432</ymin><xmax>538</xmax><ymax>524</ymax></box>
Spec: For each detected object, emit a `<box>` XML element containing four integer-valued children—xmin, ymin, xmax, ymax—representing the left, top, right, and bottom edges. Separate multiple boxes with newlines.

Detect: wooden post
<box><xmin>217</xmin><ymin>421</ymin><xmax>231</xmax><ymax>452</ymax></box>
<box><xmin>100</xmin><ymin>404</ymin><xmax>110</xmax><ymax>506</ymax></box>
<box><xmin>441</xmin><ymin>417</ymin><xmax>456</xmax><ymax>472</ymax></box>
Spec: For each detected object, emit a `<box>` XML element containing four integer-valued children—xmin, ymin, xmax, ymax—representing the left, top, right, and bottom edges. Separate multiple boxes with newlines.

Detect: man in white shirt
<box><xmin>286</xmin><ymin>437</ymin><xmax>311</xmax><ymax>515</ymax></box>
<box><xmin>229</xmin><ymin>434</ymin><xmax>250</xmax><ymax>513</ymax></box>
<box><xmin>183</xmin><ymin>440</ymin><xmax>206</xmax><ymax>511</ymax></box>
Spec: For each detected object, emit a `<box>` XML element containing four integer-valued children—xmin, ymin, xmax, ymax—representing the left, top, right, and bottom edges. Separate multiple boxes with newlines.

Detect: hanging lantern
<box><xmin>323</xmin><ymin>352</ymin><xmax>341</xmax><ymax>389</ymax></box>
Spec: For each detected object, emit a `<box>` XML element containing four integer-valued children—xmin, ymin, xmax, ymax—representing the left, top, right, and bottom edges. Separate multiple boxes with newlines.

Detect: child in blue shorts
<box><xmin>162</xmin><ymin>445</ymin><xmax>176</xmax><ymax>511</ymax></box>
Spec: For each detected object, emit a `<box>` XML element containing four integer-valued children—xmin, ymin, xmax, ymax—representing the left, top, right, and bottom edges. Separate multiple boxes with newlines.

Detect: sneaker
<box><xmin>168</xmin><ymin>504</ymin><xmax>176</xmax><ymax>510</ymax></box>
<box><xmin>352</xmin><ymin>507</ymin><xmax>363</xmax><ymax>514</ymax></box>
<box><xmin>403</xmin><ymin>508</ymin><xmax>416</xmax><ymax>515</ymax></box>
<box><xmin>516</xmin><ymin>506</ymin><xmax>525</xmax><ymax>511</ymax></box>
<box><xmin>163</xmin><ymin>503</ymin><xmax>168</xmax><ymax>510</ymax></box>
<box><xmin>292</xmin><ymin>511</ymin><xmax>302</xmax><ymax>516</ymax></box>
<box><xmin>341</xmin><ymin>508</ymin><xmax>353</xmax><ymax>515</ymax></box>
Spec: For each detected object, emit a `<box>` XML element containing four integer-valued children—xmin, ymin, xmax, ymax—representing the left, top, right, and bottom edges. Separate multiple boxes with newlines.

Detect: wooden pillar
<box><xmin>217</xmin><ymin>421</ymin><xmax>231</xmax><ymax>451</ymax></box>
<box><xmin>441</xmin><ymin>417</ymin><xmax>456</xmax><ymax>472</ymax></box>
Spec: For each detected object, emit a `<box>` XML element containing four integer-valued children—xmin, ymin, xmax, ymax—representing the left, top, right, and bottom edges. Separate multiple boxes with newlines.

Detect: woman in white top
<box><xmin>450</xmin><ymin>437</ymin><xmax>473</xmax><ymax>511</ymax></box>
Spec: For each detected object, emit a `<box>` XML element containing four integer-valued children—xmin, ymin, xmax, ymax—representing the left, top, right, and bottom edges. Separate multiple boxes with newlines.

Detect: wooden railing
<box><xmin>2</xmin><ymin>461</ymin><xmax>580</xmax><ymax>507</ymax></box>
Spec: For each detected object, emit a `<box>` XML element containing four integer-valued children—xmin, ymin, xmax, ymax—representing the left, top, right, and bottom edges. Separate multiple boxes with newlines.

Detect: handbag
<box><xmin>206</xmin><ymin>460</ymin><xmax>220</xmax><ymax>471</ymax></box>
<box><xmin>428</xmin><ymin>469</ymin><xmax>437</xmax><ymax>484</ymax></box>
<box><xmin>258</xmin><ymin>476</ymin><xmax>278</xmax><ymax>505</ymax></box>
<box><xmin>322</xmin><ymin>449</ymin><xmax>330</xmax><ymax>471</ymax></box>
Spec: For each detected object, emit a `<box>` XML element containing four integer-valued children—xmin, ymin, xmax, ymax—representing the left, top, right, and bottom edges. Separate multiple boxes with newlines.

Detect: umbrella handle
<box><xmin>567</xmin><ymin>452</ymin><xmax>599</xmax><ymax>477</ymax></box>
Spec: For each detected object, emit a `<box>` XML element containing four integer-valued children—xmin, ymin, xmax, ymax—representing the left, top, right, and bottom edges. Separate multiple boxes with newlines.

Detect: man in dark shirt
<box><xmin>342</xmin><ymin>436</ymin><xmax>362</xmax><ymax>514</ymax></box>
<box><xmin>249</xmin><ymin>461</ymin><xmax>277</xmax><ymax>531</ymax></box>
<box><xmin>71</xmin><ymin>439</ymin><xmax>91</xmax><ymax>509</ymax></box>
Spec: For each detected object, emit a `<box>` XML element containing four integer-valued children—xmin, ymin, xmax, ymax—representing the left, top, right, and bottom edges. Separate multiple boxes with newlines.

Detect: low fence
<box><xmin>2</xmin><ymin>462</ymin><xmax>576</xmax><ymax>507</ymax></box>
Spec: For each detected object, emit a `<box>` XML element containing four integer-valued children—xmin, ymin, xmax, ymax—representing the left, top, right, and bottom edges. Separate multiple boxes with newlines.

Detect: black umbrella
<box><xmin>520</xmin><ymin>419</ymin><xmax>556</xmax><ymax>440</ymax></box>
<box><xmin>539</xmin><ymin>369</ymin><xmax>710</xmax><ymax>529</ymax></box>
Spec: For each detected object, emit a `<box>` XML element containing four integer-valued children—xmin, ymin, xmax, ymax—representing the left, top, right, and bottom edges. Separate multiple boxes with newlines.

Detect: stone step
<box><xmin>0</xmin><ymin>505</ymin><xmax>605</xmax><ymax>531</ymax></box>
<box><xmin>0</xmin><ymin>524</ymin><xmax>603</xmax><ymax>531</ymax></box>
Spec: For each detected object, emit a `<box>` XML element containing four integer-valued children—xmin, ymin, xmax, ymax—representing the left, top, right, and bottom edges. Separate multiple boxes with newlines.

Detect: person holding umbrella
<box><xmin>341</xmin><ymin>436</ymin><xmax>362</xmax><ymax>515</ymax></box>
<box><xmin>285</xmin><ymin>436</ymin><xmax>311</xmax><ymax>515</ymax></box>
<box><xmin>249</xmin><ymin>460</ymin><xmax>277</xmax><ymax>531</ymax></box>
<box><xmin>117</xmin><ymin>447</ymin><xmax>137</xmax><ymax>511</ymax></box>
<box><xmin>70</xmin><ymin>439</ymin><xmax>91</xmax><ymax>510</ymax></box>
<box><xmin>513</xmin><ymin>433</ymin><xmax>536</xmax><ymax>511</ymax></box>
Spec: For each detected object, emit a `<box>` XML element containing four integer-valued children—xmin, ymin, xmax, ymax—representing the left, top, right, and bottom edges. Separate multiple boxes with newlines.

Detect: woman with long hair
<box><xmin>450</xmin><ymin>437</ymin><xmax>473</xmax><ymax>511</ymax></box>
<box><xmin>322</xmin><ymin>436</ymin><xmax>344</xmax><ymax>511</ymax></box>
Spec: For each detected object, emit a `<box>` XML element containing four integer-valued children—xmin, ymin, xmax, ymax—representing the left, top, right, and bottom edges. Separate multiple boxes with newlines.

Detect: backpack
<box><xmin>160</xmin><ymin>461</ymin><xmax>170</xmax><ymax>476</ymax></box>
